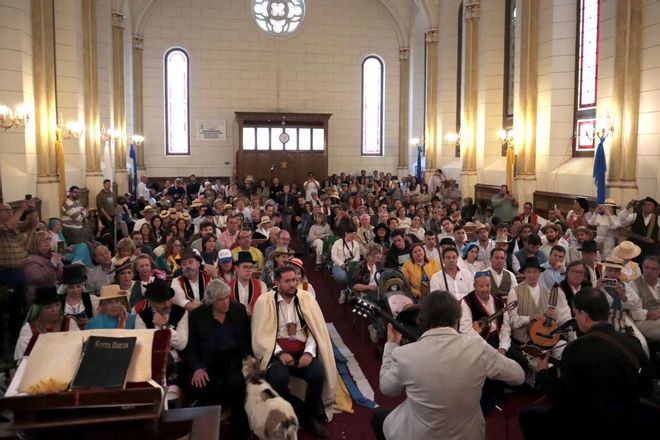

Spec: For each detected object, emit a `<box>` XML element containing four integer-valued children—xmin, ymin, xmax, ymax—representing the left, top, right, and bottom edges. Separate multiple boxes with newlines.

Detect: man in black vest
<box><xmin>459</xmin><ymin>272</ymin><xmax>527</xmax><ymax>414</ymax></box>
<box><xmin>619</xmin><ymin>197</ymin><xmax>659</xmax><ymax>262</ymax></box>
<box><xmin>134</xmin><ymin>279</ymin><xmax>189</xmax><ymax>407</ymax></box>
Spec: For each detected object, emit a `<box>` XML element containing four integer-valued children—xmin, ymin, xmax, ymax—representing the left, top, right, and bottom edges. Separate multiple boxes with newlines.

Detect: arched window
<box><xmin>456</xmin><ymin>2</ymin><xmax>463</xmax><ymax>158</ymax></box>
<box><xmin>164</xmin><ymin>48</ymin><xmax>190</xmax><ymax>155</ymax></box>
<box><xmin>573</xmin><ymin>0</ymin><xmax>600</xmax><ymax>156</ymax></box>
<box><xmin>361</xmin><ymin>56</ymin><xmax>384</xmax><ymax>156</ymax></box>
<box><xmin>503</xmin><ymin>0</ymin><xmax>516</xmax><ymax>136</ymax></box>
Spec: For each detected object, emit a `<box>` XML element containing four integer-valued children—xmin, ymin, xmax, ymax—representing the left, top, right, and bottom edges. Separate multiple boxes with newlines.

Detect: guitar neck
<box><xmin>377</xmin><ymin>310</ymin><xmax>419</xmax><ymax>342</ymax></box>
<box><xmin>485</xmin><ymin>301</ymin><xmax>518</xmax><ymax>324</ymax></box>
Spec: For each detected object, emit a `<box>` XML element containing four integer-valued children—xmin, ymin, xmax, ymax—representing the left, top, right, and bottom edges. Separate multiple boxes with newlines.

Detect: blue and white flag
<box><xmin>593</xmin><ymin>138</ymin><xmax>607</xmax><ymax>205</ymax></box>
<box><xmin>129</xmin><ymin>143</ymin><xmax>138</xmax><ymax>195</ymax></box>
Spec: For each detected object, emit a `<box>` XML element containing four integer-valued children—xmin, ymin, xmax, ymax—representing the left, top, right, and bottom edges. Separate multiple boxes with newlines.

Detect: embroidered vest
<box><xmin>634</xmin><ymin>277</ymin><xmax>660</xmax><ymax>312</ymax></box>
<box><xmin>489</xmin><ymin>270</ymin><xmax>513</xmax><ymax>299</ymax></box>
<box><xmin>229</xmin><ymin>278</ymin><xmax>263</xmax><ymax>310</ymax></box>
<box><xmin>464</xmin><ymin>291</ymin><xmax>504</xmax><ymax>348</ymax></box>
<box><xmin>177</xmin><ymin>273</ymin><xmax>211</xmax><ymax>302</ymax></box>
<box><xmin>511</xmin><ymin>283</ymin><xmax>550</xmax><ymax>343</ymax></box>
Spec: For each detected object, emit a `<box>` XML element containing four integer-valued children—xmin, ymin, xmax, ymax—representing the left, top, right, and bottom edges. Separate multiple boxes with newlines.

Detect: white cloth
<box><xmin>171</xmin><ymin>277</ymin><xmax>201</xmax><ymax>308</ymax></box>
<box><xmin>273</xmin><ymin>292</ymin><xmax>317</xmax><ymax>357</ymax></box>
<box><xmin>134</xmin><ymin>308</ymin><xmax>189</xmax><ymax>353</ymax></box>
<box><xmin>430</xmin><ymin>269</ymin><xmax>474</xmax><ymax>300</ymax></box>
<box><xmin>136</xmin><ymin>181</ymin><xmax>150</xmax><ymax>201</ymax></box>
<box><xmin>424</xmin><ymin>245</ymin><xmax>440</xmax><ymax>265</ymax></box>
<box><xmin>330</xmin><ymin>239</ymin><xmax>360</xmax><ymax>267</ymax></box>
<box><xmin>236</xmin><ymin>279</ymin><xmax>267</xmax><ymax>307</ymax></box>
<box><xmin>380</xmin><ymin>327</ymin><xmax>524</xmax><ymax>440</ymax></box>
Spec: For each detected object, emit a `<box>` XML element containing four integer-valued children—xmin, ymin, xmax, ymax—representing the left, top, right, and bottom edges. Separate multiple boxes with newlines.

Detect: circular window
<box><xmin>251</xmin><ymin>0</ymin><xmax>306</xmax><ymax>36</ymax></box>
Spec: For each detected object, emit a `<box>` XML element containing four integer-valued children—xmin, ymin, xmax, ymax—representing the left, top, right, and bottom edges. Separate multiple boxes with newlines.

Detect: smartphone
<box><xmin>57</xmin><ymin>241</ymin><xmax>65</xmax><ymax>253</ymax></box>
<box><xmin>25</xmin><ymin>194</ymin><xmax>32</xmax><ymax>200</ymax></box>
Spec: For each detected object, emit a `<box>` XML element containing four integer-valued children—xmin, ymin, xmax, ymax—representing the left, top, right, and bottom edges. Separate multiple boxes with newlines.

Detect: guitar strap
<box><xmin>585</xmin><ymin>331</ymin><xmax>641</xmax><ymax>373</ymax></box>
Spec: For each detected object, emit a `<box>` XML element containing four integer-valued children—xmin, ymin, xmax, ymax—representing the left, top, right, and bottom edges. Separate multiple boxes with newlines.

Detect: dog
<box><xmin>242</xmin><ymin>356</ymin><xmax>298</xmax><ymax>440</ymax></box>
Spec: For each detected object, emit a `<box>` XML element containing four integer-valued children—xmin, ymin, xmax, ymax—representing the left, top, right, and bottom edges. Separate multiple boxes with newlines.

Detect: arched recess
<box><xmin>133</xmin><ymin>0</ymin><xmax>161</xmax><ymax>36</ymax></box>
<box><xmin>414</xmin><ymin>0</ymin><xmax>433</xmax><ymax>29</ymax></box>
<box><xmin>374</xmin><ymin>0</ymin><xmax>410</xmax><ymax>48</ymax></box>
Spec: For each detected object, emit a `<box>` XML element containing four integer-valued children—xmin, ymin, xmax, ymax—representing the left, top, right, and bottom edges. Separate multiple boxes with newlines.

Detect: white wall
<box><xmin>0</xmin><ymin>0</ymin><xmax>35</xmax><ymax>203</ymax></box>
<box><xmin>140</xmin><ymin>0</ymin><xmax>401</xmax><ymax>179</ymax></box>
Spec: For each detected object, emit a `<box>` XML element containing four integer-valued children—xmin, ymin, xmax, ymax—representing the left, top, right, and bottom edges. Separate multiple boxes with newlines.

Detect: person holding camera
<box><xmin>618</xmin><ymin>197</ymin><xmax>659</xmax><ymax>261</ymax></box>
<box><xmin>491</xmin><ymin>184</ymin><xmax>519</xmax><ymax>223</ymax></box>
<box><xmin>303</xmin><ymin>172</ymin><xmax>321</xmax><ymax>202</ymax></box>
<box><xmin>331</xmin><ymin>226</ymin><xmax>361</xmax><ymax>304</ymax></box>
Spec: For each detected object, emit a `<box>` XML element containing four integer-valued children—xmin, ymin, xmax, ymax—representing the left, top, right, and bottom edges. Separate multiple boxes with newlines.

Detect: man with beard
<box><xmin>171</xmin><ymin>249</ymin><xmax>212</xmax><ymax>312</ymax></box>
<box><xmin>475</xmin><ymin>222</ymin><xmax>494</xmax><ymax>264</ymax></box>
<box><xmin>252</xmin><ymin>266</ymin><xmax>336</xmax><ymax>438</ymax></box>
<box><xmin>61</xmin><ymin>185</ymin><xmax>90</xmax><ymax>244</ymax></box>
<box><xmin>134</xmin><ymin>279</ymin><xmax>188</xmax><ymax>406</ymax></box>
<box><xmin>539</xmin><ymin>223</ymin><xmax>567</xmax><ymax>261</ymax></box>
<box><xmin>568</xmin><ymin>226</ymin><xmax>596</xmax><ymax>263</ymax></box>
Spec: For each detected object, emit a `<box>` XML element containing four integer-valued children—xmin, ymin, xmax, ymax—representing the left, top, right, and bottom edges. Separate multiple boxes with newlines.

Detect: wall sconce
<box><xmin>100</xmin><ymin>124</ymin><xmax>122</xmax><ymax>142</ymax></box>
<box><xmin>0</xmin><ymin>103</ymin><xmax>30</xmax><ymax>131</ymax></box>
<box><xmin>58</xmin><ymin>118</ymin><xmax>83</xmax><ymax>140</ymax></box>
<box><xmin>131</xmin><ymin>134</ymin><xmax>144</xmax><ymax>145</ymax></box>
<box><xmin>498</xmin><ymin>128</ymin><xmax>514</xmax><ymax>155</ymax></box>
<box><xmin>446</xmin><ymin>132</ymin><xmax>461</xmax><ymax>156</ymax></box>
<box><xmin>595</xmin><ymin>114</ymin><xmax>614</xmax><ymax>142</ymax></box>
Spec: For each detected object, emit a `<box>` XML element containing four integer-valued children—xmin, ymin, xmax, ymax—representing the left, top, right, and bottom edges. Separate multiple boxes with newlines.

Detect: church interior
<box><xmin>0</xmin><ymin>0</ymin><xmax>659</xmax><ymax>439</ymax></box>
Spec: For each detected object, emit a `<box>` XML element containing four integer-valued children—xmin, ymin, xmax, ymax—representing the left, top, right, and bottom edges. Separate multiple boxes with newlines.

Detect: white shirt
<box><xmin>430</xmin><ymin>268</ymin><xmax>474</xmax><ymax>300</ymax></box>
<box><xmin>134</xmin><ymin>308</ymin><xmax>189</xmax><ymax>354</ymax></box>
<box><xmin>136</xmin><ymin>181</ymin><xmax>150</xmax><ymax>201</ymax></box>
<box><xmin>424</xmin><ymin>245</ymin><xmax>440</xmax><ymax>265</ymax></box>
<box><xmin>14</xmin><ymin>319</ymin><xmax>80</xmax><ymax>360</ymax></box>
<box><xmin>618</xmin><ymin>209</ymin><xmax>660</xmax><ymax>228</ymax></box>
<box><xmin>235</xmin><ymin>278</ymin><xmax>267</xmax><ymax>307</ymax></box>
<box><xmin>476</xmin><ymin>239</ymin><xmax>495</xmax><ymax>263</ymax></box>
<box><xmin>171</xmin><ymin>277</ymin><xmax>201</xmax><ymax>308</ymax></box>
<box><xmin>273</xmin><ymin>293</ymin><xmax>317</xmax><ymax>357</ymax></box>
<box><xmin>460</xmin><ymin>295</ymin><xmax>514</xmax><ymax>351</ymax></box>
<box><xmin>331</xmin><ymin>239</ymin><xmax>360</xmax><ymax>267</ymax></box>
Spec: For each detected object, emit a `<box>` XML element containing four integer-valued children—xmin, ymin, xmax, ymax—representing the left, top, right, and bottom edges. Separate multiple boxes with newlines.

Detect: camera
<box><xmin>25</xmin><ymin>194</ymin><xmax>32</xmax><ymax>200</ymax></box>
<box><xmin>602</xmin><ymin>278</ymin><xmax>619</xmax><ymax>287</ymax></box>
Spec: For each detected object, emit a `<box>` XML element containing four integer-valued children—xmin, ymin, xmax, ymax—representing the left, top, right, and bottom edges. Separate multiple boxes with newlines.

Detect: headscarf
<box><xmin>461</xmin><ymin>241</ymin><xmax>480</xmax><ymax>260</ymax></box>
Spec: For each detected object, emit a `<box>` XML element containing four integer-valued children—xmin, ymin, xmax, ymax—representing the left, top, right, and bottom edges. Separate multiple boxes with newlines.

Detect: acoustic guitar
<box><xmin>528</xmin><ymin>284</ymin><xmax>560</xmax><ymax>349</ymax></box>
<box><xmin>522</xmin><ymin>344</ymin><xmax>562</xmax><ymax>367</ymax></box>
<box><xmin>472</xmin><ymin>300</ymin><xmax>518</xmax><ymax>336</ymax></box>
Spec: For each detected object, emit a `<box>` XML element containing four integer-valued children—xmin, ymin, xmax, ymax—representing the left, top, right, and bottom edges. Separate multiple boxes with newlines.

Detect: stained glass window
<box><xmin>503</xmin><ymin>0</ymin><xmax>516</xmax><ymax>126</ymax></box>
<box><xmin>165</xmin><ymin>48</ymin><xmax>190</xmax><ymax>155</ymax></box>
<box><xmin>361</xmin><ymin>56</ymin><xmax>384</xmax><ymax>156</ymax></box>
<box><xmin>574</xmin><ymin>0</ymin><xmax>600</xmax><ymax>154</ymax></box>
<box><xmin>240</xmin><ymin>126</ymin><xmax>324</xmax><ymax>151</ymax></box>
<box><xmin>252</xmin><ymin>0</ymin><xmax>305</xmax><ymax>36</ymax></box>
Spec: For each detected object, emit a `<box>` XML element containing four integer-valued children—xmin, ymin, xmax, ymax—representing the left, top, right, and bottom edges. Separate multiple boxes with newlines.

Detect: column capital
<box><xmin>464</xmin><ymin>0</ymin><xmax>481</xmax><ymax>21</ymax></box>
<box><xmin>399</xmin><ymin>47</ymin><xmax>410</xmax><ymax>60</ymax></box>
<box><xmin>111</xmin><ymin>11</ymin><xmax>125</xmax><ymax>28</ymax></box>
<box><xmin>132</xmin><ymin>35</ymin><xmax>144</xmax><ymax>50</ymax></box>
<box><xmin>425</xmin><ymin>29</ymin><xmax>439</xmax><ymax>44</ymax></box>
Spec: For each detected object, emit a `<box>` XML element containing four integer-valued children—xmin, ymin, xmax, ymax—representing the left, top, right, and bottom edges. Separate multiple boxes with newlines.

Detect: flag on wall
<box><xmin>416</xmin><ymin>145</ymin><xmax>423</xmax><ymax>184</ymax></box>
<box><xmin>593</xmin><ymin>137</ymin><xmax>607</xmax><ymax>205</ymax></box>
<box><xmin>129</xmin><ymin>143</ymin><xmax>138</xmax><ymax>195</ymax></box>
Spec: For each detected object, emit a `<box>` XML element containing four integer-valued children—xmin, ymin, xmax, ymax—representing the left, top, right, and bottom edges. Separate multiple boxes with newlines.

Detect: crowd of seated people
<box><xmin>0</xmin><ymin>169</ymin><xmax>658</xmax><ymax>438</ymax></box>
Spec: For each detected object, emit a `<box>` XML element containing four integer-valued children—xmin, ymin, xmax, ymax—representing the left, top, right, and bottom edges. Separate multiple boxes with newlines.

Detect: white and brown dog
<box><xmin>242</xmin><ymin>356</ymin><xmax>298</xmax><ymax>440</ymax></box>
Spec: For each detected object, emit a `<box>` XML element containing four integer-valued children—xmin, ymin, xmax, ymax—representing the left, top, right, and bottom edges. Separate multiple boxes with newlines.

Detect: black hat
<box><xmin>374</xmin><ymin>223</ymin><xmax>388</xmax><ymax>234</ymax></box>
<box><xmin>642</xmin><ymin>196</ymin><xmax>658</xmax><ymax>208</ymax></box>
<box><xmin>62</xmin><ymin>264</ymin><xmax>87</xmax><ymax>285</ymax></box>
<box><xmin>578</xmin><ymin>240</ymin><xmax>598</xmax><ymax>254</ymax></box>
<box><xmin>144</xmin><ymin>279</ymin><xmax>175</xmax><ymax>302</ymax></box>
<box><xmin>175</xmin><ymin>248</ymin><xmax>203</xmax><ymax>265</ymax></box>
<box><xmin>519</xmin><ymin>256</ymin><xmax>546</xmax><ymax>273</ymax></box>
<box><xmin>234</xmin><ymin>251</ymin><xmax>256</xmax><ymax>266</ymax></box>
<box><xmin>34</xmin><ymin>286</ymin><xmax>60</xmax><ymax>306</ymax></box>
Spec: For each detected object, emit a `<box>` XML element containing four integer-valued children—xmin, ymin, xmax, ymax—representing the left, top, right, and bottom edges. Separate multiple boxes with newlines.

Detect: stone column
<box><xmin>31</xmin><ymin>0</ymin><xmax>61</xmax><ymax>218</ymax></box>
<box><xmin>112</xmin><ymin>10</ymin><xmax>128</xmax><ymax>195</ymax></box>
<box><xmin>514</xmin><ymin>0</ymin><xmax>539</xmax><ymax>205</ymax></box>
<box><xmin>424</xmin><ymin>29</ymin><xmax>439</xmax><ymax>181</ymax></box>
<box><xmin>607</xmin><ymin>0</ymin><xmax>642</xmax><ymax>203</ymax></box>
<box><xmin>397</xmin><ymin>47</ymin><xmax>410</xmax><ymax>177</ymax></box>
<box><xmin>82</xmin><ymin>0</ymin><xmax>103</xmax><ymax>207</ymax></box>
<box><xmin>133</xmin><ymin>35</ymin><xmax>146</xmax><ymax>172</ymax></box>
<box><xmin>460</xmin><ymin>0</ymin><xmax>479</xmax><ymax>196</ymax></box>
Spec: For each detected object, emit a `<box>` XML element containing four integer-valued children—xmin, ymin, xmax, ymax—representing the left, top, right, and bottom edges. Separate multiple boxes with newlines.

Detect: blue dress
<box><xmin>86</xmin><ymin>313</ymin><xmax>137</xmax><ymax>329</ymax></box>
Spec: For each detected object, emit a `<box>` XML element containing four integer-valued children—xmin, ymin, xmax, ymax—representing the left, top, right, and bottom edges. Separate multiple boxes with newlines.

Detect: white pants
<box><xmin>311</xmin><ymin>238</ymin><xmax>324</xmax><ymax>264</ymax></box>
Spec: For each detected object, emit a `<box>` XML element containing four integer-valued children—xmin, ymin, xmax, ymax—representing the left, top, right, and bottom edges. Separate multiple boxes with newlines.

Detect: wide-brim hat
<box><xmin>494</xmin><ymin>232</ymin><xmax>512</xmax><ymax>244</ymax></box>
<box><xmin>140</xmin><ymin>205</ymin><xmax>157</xmax><ymax>216</ymax></box>
<box><xmin>578</xmin><ymin>239</ymin><xmax>598</xmax><ymax>254</ymax></box>
<box><xmin>517</xmin><ymin>223</ymin><xmax>535</xmax><ymax>235</ymax></box>
<box><xmin>258</xmin><ymin>216</ymin><xmax>271</xmax><ymax>227</ymax></box>
<box><xmin>270</xmin><ymin>246</ymin><xmax>294</xmax><ymax>260</ymax></box>
<box><xmin>612</xmin><ymin>241</ymin><xmax>641</xmax><ymax>260</ymax></box>
<box><xmin>62</xmin><ymin>264</ymin><xmax>87</xmax><ymax>285</ymax></box>
<box><xmin>234</xmin><ymin>251</ymin><xmax>256</xmax><ymax>266</ymax></box>
<box><xmin>180</xmin><ymin>212</ymin><xmax>192</xmax><ymax>222</ymax></box>
<box><xmin>98</xmin><ymin>284</ymin><xmax>129</xmax><ymax>302</ymax></box>
<box><xmin>34</xmin><ymin>286</ymin><xmax>60</xmax><ymax>306</ymax></box>
<box><xmin>572</xmin><ymin>226</ymin><xmax>594</xmax><ymax>239</ymax></box>
<box><xmin>540</xmin><ymin>223</ymin><xmax>563</xmax><ymax>235</ymax></box>
<box><xmin>289</xmin><ymin>257</ymin><xmax>306</xmax><ymax>275</ymax></box>
<box><xmin>642</xmin><ymin>196</ymin><xmax>659</xmax><ymax>208</ymax></box>
<box><xmin>111</xmin><ymin>256</ymin><xmax>135</xmax><ymax>274</ymax></box>
<box><xmin>191</xmin><ymin>199</ymin><xmax>205</xmax><ymax>208</ymax></box>
<box><xmin>601</xmin><ymin>255</ymin><xmax>625</xmax><ymax>269</ymax></box>
<box><xmin>599</xmin><ymin>198</ymin><xmax>619</xmax><ymax>208</ymax></box>
<box><xmin>159</xmin><ymin>210</ymin><xmax>170</xmax><ymax>219</ymax></box>
<box><xmin>144</xmin><ymin>279</ymin><xmax>175</xmax><ymax>302</ymax></box>
<box><xmin>218</xmin><ymin>249</ymin><xmax>233</xmax><ymax>263</ymax></box>
<box><xmin>519</xmin><ymin>256</ymin><xmax>545</xmax><ymax>273</ymax></box>
<box><xmin>168</xmin><ymin>208</ymin><xmax>178</xmax><ymax>215</ymax></box>
<box><xmin>474</xmin><ymin>222</ymin><xmax>490</xmax><ymax>233</ymax></box>
<box><xmin>175</xmin><ymin>248</ymin><xmax>203</xmax><ymax>265</ymax></box>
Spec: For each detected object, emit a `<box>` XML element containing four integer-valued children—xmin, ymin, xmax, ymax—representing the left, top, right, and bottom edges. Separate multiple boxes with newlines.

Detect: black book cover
<box><xmin>70</xmin><ymin>336</ymin><xmax>137</xmax><ymax>389</ymax></box>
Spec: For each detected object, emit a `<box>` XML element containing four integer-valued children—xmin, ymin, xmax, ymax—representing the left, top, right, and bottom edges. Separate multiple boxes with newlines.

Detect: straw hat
<box><xmin>517</xmin><ymin>223</ymin><xmax>535</xmax><ymax>235</ymax></box>
<box><xmin>258</xmin><ymin>216</ymin><xmax>271</xmax><ymax>227</ymax></box>
<box><xmin>572</xmin><ymin>226</ymin><xmax>594</xmax><ymax>239</ymax></box>
<box><xmin>494</xmin><ymin>231</ymin><xmax>512</xmax><ymax>244</ymax></box>
<box><xmin>140</xmin><ymin>205</ymin><xmax>157</xmax><ymax>216</ymax></box>
<box><xmin>601</xmin><ymin>255</ymin><xmax>625</xmax><ymax>269</ymax></box>
<box><xmin>191</xmin><ymin>199</ymin><xmax>204</xmax><ymax>208</ymax></box>
<box><xmin>599</xmin><ymin>198</ymin><xmax>619</xmax><ymax>208</ymax></box>
<box><xmin>99</xmin><ymin>284</ymin><xmax>128</xmax><ymax>302</ymax></box>
<box><xmin>270</xmin><ymin>246</ymin><xmax>294</xmax><ymax>260</ymax></box>
<box><xmin>289</xmin><ymin>257</ymin><xmax>306</xmax><ymax>275</ymax></box>
<box><xmin>540</xmin><ymin>223</ymin><xmax>563</xmax><ymax>235</ymax></box>
<box><xmin>612</xmin><ymin>241</ymin><xmax>641</xmax><ymax>260</ymax></box>
<box><xmin>473</xmin><ymin>222</ymin><xmax>489</xmax><ymax>233</ymax></box>
<box><xmin>111</xmin><ymin>256</ymin><xmax>135</xmax><ymax>274</ymax></box>
<box><xmin>180</xmin><ymin>212</ymin><xmax>192</xmax><ymax>222</ymax></box>
<box><xmin>159</xmin><ymin>209</ymin><xmax>170</xmax><ymax>219</ymax></box>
